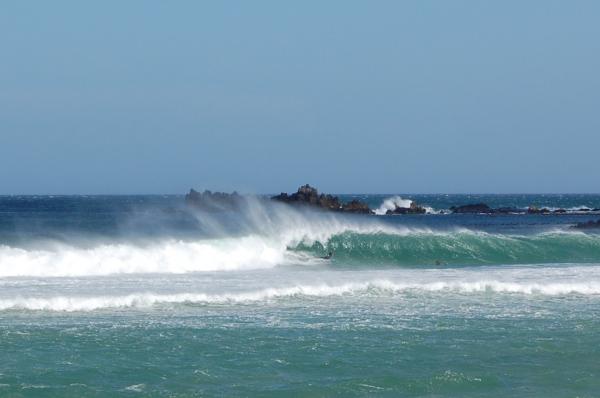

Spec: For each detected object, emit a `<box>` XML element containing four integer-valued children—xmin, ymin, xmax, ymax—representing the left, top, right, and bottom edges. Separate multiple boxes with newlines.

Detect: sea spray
<box><xmin>0</xmin><ymin>199</ymin><xmax>436</xmax><ymax>277</ymax></box>
<box><xmin>374</xmin><ymin>196</ymin><xmax>414</xmax><ymax>215</ymax></box>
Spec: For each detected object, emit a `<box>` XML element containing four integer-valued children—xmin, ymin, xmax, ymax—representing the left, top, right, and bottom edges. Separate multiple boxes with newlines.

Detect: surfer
<box><xmin>321</xmin><ymin>251</ymin><xmax>334</xmax><ymax>260</ymax></box>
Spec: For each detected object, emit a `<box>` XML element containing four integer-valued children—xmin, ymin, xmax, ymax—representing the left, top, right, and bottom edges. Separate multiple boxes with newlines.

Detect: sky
<box><xmin>1</xmin><ymin>1</ymin><xmax>599</xmax><ymax>194</ymax></box>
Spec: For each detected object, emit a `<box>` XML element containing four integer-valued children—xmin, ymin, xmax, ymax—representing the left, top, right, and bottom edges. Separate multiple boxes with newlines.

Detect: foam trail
<box><xmin>536</xmin><ymin>205</ymin><xmax>599</xmax><ymax>213</ymax></box>
<box><xmin>3</xmin><ymin>279</ymin><xmax>600</xmax><ymax>311</ymax></box>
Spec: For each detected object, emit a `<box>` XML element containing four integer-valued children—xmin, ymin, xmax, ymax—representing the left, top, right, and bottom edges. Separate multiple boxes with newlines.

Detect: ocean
<box><xmin>1</xmin><ymin>194</ymin><xmax>600</xmax><ymax>397</ymax></box>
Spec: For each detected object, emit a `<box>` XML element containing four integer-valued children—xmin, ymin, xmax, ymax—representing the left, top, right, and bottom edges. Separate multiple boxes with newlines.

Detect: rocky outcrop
<box><xmin>572</xmin><ymin>219</ymin><xmax>600</xmax><ymax>230</ymax></box>
<box><xmin>526</xmin><ymin>206</ymin><xmax>591</xmax><ymax>214</ymax></box>
<box><xmin>186</xmin><ymin>186</ymin><xmax>597</xmax><ymax>218</ymax></box>
<box><xmin>495</xmin><ymin>207</ymin><xmax>526</xmax><ymax>214</ymax></box>
<box><xmin>527</xmin><ymin>206</ymin><xmax>551</xmax><ymax>214</ymax></box>
<box><xmin>342</xmin><ymin>199</ymin><xmax>373</xmax><ymax>214</ymax></box>
<box><xmin>271</xmin><ymin>184</ymin><xmax>341</xmax><ymax>210</ymax></box>
<box><xmin>185</xmin><ymin>185</ymin><xmax>375</xmax><ymax>214</ymax></box>
<box><xmin>271</xmin><ymin>184</ymin><xmax>374</xmax><ymax>214</ymax></box>
<box><xmin>185</xmin><ymin>189</ymin><xmax>245</xmax><ymax>211</ymax></box>
<box><xmin>448</xmin><ymin>203</ymin><xmax>575</xmax><ymax>215</ymax></box>
<box><xmin>450</xmin><ymin>203</ymin><xmax>493</xmax><ymax>214</ymax></box>
<box><xmin>386</xmin><ymin>202</ymin><xmax>426</xmax><ymax>215</ymax></box>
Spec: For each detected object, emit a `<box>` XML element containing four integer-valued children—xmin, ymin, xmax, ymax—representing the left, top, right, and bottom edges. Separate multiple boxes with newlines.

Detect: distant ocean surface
<box><xmin>1</xmin><ymin>194</ymin><xmax>600</xmax><ymax>397</ymax></box>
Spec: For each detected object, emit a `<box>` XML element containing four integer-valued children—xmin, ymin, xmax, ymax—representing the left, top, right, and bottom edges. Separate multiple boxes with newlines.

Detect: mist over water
<box><xmin>1</xmin><ymin>195</ymin><xmax>600</xmax><ymax>396</ymax></box>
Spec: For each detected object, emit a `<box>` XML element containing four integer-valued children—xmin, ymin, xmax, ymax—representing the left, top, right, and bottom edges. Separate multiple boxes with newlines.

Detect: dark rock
<box><xmin>572</xmin><ymin>219</ymin><xmax>600</xmax><ymax>230</ymax></box>
<box><xmin>271</xmin><ymin>184</ymin><xmax>373</xmax><ymax>214</ymax></box>
<box><xmin>185</xmin><ymin>189</ymin><xmax>244</xmax><ymax>211</ymax></box>
<box><xmin>450</xmin><ymin>203</ymin><xmax>493</xmax><ymax>214</ymax></box>
<box><xmin>271</xmin><ymin>184</ymin><xmax>341</xmax><ymax>210</ymax></box>
<box><xmin>386</xmin><ymin>201</ymin><xmax>426</xmax><ymax>215</ymax></box>
<box><xmin>495</xmin><ymin>207</ymin><xmax>526</xmax><ymax>214</ymax></box>
<box><xmin>342</xmin><ymin>200</ymin><xmax>373</xmax><ymax>214</ymax></box>
<box><xmin>553</xmin><ymin>209</ymin><xmax>567</xmax><ymax>214</ymax></box>
<box><xmin>527</xmin><ymin>206</ymin><xmax>551</xmax><ymax>214</ymax></box>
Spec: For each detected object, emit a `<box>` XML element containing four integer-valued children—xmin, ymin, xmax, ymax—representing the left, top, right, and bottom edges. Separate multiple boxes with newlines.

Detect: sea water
<box><xmin>1</xmin><ymin>194</ymin><xmax>600</xmax><ymax>396</ymax></box>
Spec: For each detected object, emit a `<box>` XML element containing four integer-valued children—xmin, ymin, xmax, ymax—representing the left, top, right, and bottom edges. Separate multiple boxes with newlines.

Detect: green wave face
<box><xmin>292</xmin><ymin>231</ymin><xmax>600</xmax><ymax>266</ymax></box>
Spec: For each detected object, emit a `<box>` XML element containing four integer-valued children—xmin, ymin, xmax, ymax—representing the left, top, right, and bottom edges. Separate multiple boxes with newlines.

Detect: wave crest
<box><xmin>2</xmin><ymin>229</ymin><xmax>600</xmax><ymax>277</ymax></box>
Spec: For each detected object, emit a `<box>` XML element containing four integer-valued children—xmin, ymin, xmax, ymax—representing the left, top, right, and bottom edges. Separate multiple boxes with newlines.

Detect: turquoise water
<box><xmin>1</xmin><ymin>195</ymin><xmax>600</xmax><ymax>396</ymax></box>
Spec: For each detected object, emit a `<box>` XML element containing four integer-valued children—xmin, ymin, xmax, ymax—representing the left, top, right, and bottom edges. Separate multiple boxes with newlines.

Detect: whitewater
<box><xmin>3</xmin><ymin>265</ymin><xmax>600</xmax><ymax>312</ymax></box>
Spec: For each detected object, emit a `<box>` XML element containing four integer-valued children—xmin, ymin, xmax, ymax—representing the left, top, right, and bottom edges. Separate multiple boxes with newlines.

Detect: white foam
<box><xmin>416</xmin><ymin>280</ymin><xmax>600</xmax><ymax>295</ymax></box>
<box><xmin>374</xmin><ymin>196</ymin><xmax>414</xmax><ymax>215</ymax></box>
<box><xmin>423</xmin><ymin>206</ymin><xmax>442</xmax><ymax>214</ymax></box>
<box><xmin>518</xmin><ymin>205</ymin><xmax>599</xmax><ymax>214</ymax></box>
<box><xmin>2</xmin><ymin>279</ymin><xmax>599</xmax><ymax>311</ymax></box>
<box><xmin>0</xmin><ymin>237</ymin><xmax>288</xmax><ymax>277</ymax></box>
<box><xmin>373</xmin><ymin>196</ymin><xmax>441</xmax><ymax>214</ymax></box>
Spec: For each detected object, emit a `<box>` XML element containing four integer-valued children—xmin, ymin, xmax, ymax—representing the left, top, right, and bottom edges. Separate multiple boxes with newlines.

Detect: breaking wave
<box><xmin>294</xmin><ymin>230</ymin><xmax>600</xmax><ymax>266</ymax></box>
<box><xmin>1</xmin><ymin>197</ymin><xmax>599</xmax><ymax>277</ymax></box>
<box><xmin>0</xmin><ymin>207</ymin><xmax>425</xmax><ymax>277</ymax></box>
<box><xmin>3</xmin><ymin>229</ymin><xmax>600</xmax><ymax>277</ymax></box>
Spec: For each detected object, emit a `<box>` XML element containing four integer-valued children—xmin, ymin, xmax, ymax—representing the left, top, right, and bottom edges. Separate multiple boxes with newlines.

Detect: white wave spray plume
<box><xmin>374</xmin><ymin>196</ymin><xmax>414</xmax><ymax>215</ymax></box>
<box><xmin>0</xmin><ymin>197</ymin><xmax>428</xmax><ymax>278</ymax></box>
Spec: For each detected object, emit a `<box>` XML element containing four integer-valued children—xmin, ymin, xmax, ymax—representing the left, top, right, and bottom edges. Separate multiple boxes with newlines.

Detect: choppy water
<box><xmin>1</xmin><ymin>194</ymin><xmax>600</xmax><ymax>396</ymax></box>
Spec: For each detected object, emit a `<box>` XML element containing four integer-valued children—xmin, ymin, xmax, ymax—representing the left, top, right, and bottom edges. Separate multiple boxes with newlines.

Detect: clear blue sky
<box><xmin>1</xmin><ymin>1</ymin><xmax>599</xmax><ymax>194</ymax></box>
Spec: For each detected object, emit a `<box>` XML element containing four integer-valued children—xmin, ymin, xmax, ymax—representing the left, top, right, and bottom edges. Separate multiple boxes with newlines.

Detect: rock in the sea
<box><xmin>342</xmin><ymin>199</ymin><xmax>373</xmax><ymax>214</ymax></box>
<box><xmin>572</xmin><ymin>219</ymin><xmax>600</xmax><ymax>230</ymax></box>
<box><xmin>495</xmin><ymin>207</ymin><xmax>526</xmax><ymax>214</ymax></box>
<box><xmin>527</xmin><ymin>206</ymin><xmax>551</xmax><ymax>214</ymax></box>
<box><xmin>450</xmin><ymin>203</ymin><xmax>493</xmax><ymax>214</ymax></box>
<box><xmin>449</xmin><ymin>203</ymin><xmax>536</xmax><ymax>214</ymax></box>
<box><xmin>271</xmin><ymin>184</ymin><xmax>373</xmax><ymax>214</ymax></box>
<box><xmin>271</xmin><ymin>184</ymin><xmax>341</xmax><ymax>210</ymax></box>
<box><xmin>386</xmin><ymin>201</ymin><xmax>426</xmax><ymax>215</ymax></box>
<box><xmin>185</xmin><ymin>189</ymin><xmax>244</xmax><ymax>211</ymax></box>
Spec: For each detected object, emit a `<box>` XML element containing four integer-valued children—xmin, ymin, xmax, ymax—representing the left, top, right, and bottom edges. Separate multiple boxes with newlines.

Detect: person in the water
<box><xmin>321</xmin><ymin>251</ymin><xmax>334</xmax><ymax>259</ymax></box>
